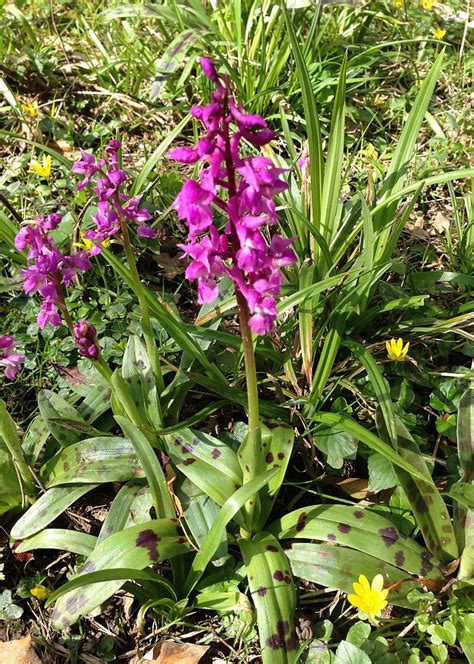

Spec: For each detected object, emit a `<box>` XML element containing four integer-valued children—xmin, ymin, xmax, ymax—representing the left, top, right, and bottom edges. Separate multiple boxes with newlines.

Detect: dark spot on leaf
<box><xmin>63</xmin><ymin>462</ymin><xmax>70</xmax><ymax>472</ymax></box>
<box><xmin>211</xmin><ymin>448</ymin><xmax>221</xmax><ymax>459</ymax></box>
<box><xmin>267</xmin><ymin>545</ymin><xmax>278</xmax><ymax>552</ymax></box>
<box><xmin>136</xmin><ymin>529</ymin><xmax>160</xmax><ymax>561</ymax></box>
<box><xmin>80</xmin><ymin>562</ymin><xmax>96</xmax><ymax>574</ymax></box>
<box><xmin>257</xmin><ymin>586</ymin><xmax>267</xmax><ymax>596</ymax></box>
<box><xmin>442</xmin><ymin>524</ymin><xmax>452</xmax><ymax>533</ymax></box>
<box><xmin>183</xmin><ymin>458</ymin><xmax>195</xmax><ymax>465</ymax></box>
<box><xmin>327</xmin><ymin>533</ymin><xmax>336</xmax><ymax>541</ymax></box>
<box><xmin>338</xmin><ymin>523</ymin><xmax>351</xmax><ymax>533</ymax></box>
<box><xmin>266</xmin><ymin>620</ymin><xmax>297</xmax><ymax>652</ymax></box>
<box><xmin>295</xmin><ymin>512</ymin><xmax>307</xmax><ymax>532</ymax></box>
<box><xmin>379</xmin><ymin>527</ymin><xmax>399</xmax><ymax>546</ymax></box>
<box><xmin>266</xmin><ymin>452</ymin><xmax>274</xmax><ymax>463</ymax></box>
<box><xmin>420</xmin><ymin>551</ymin><xmax>433</xmax><ymax>576</ymax></box>
<box><xmin>395</xmin><ymin>551</ymin><xmax>405</xmax><ymax>567</ymax></box>
<box><xmin>354</xmin><ymin>510</ymin><xmax>364</xmax><ymax>519</ymax></box>
<box><xmin>277</xmin><ymin>452</ymin><xmax>284</xmax><ymax>460</ymax></box>
<box><xmin>273</xmin><ymin>570</ymin><xmax>284</xmax><ymax>581</ymax></box>
<box><xmin>181</xmin><ymin>443</ymin><xmax>193</xmax><ymax>454</ymax></box>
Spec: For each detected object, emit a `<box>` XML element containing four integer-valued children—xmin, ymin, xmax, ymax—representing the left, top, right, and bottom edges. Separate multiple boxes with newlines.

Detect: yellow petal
<box><xmin>359</xmin><ymin>575</ymin><xmax>370</xmax><ymax>592</ymax></box>
<box><xmin>371</xmin><ymin>574</ymin><xmax>384</xmax><ymax>592</ymax></box>
<box><xmin>396</xmin><ymin>338</ymin><xmax>403</xmax><ymax>353</ymax></box>
<box><xmin>379</xmin><ymin>589</ymin><xmax>389</xmax><ymax>600</ymax></box>
<box><xmin>401</xmin><ymin>342</ymin><xmax>409</xmax><ymax>357</ymax></box>
<box><xmin>348</xmin><ymin>594</ymin><xmax>363</xmax><ymax>608</ymax></box>
<box><xmin>352</xmin><ymin>582</ymin><xmax>364</xmax><ymax>595</ymax></box>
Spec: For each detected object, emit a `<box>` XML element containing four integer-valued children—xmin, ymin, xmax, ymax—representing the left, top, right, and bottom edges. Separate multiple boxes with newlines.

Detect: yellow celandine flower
<box><xmin>361</xmin><ymin>144</ymin><xmax>378</xmax><ymax>162</ymax></box>
<box><xmin>421</xmin><ymin>0</ymin><xmax>437</xmax><ymax>10</ymax></box>
<box><xmin>74</xmin><ymin>233</ymin><xmax>110</xmax><ymax>252</ymax></box>
<box><xmin>433</xmin><ymin>28</ymin><xmax>446</xmax><ymax>39</ymax></box>
<box><xmin>386</xmin><ymin>338</ymin><xmax>410</xmax><ymax>361</ymax></box>
<box><xmin>394</xmin><ymin>0</ymin><xmax>403</xmax><ymax>8</ymax></box>
<box><xmin>348</xmin><ymin>574</ymin><xmax>388</xmax><ymax>617</ymax></box>
<box><xmin>21</xmin><ymin>100</ymin><xmax>39</xmax><ymax>118</ymax></box>
<box><xmin>28</xmin><ymin>155</ymin><xmax>52</xmax><ymax>179</ymax></box>
<box><xmin>30</xmin><ymin>584</ymin><xmax>49</xmax><ymax>601</ymax></box>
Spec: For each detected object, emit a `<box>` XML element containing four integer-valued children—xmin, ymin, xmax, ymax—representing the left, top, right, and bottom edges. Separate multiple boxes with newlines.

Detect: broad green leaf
<box><xmin>97</xmin><ymin>482</ymin><xmax>152</xmax><ymax>544</ymax></box>
<box><xmin>11</xmin><ymin>485</ymin><xmax>99</xmax><ymax>539</ymax></box>
<box><xmin>50</xmin><ymin>519</ymin><xmax>191</xmax><ymax>629</ymax></box>
<box><xmin>256</xmin><ymin>424</ymin><xmax>295</xmax><ymax>529</ymax></box>
<box><xmin>40</xmin><ymin>437</ymin><xmax>144</xmax><ymax>487</ymax></box>
<box><xmin>15</xmin><ymin>529</ymin><xmax>97</xmax><ymax>556</ymax></box>
<box><xmin>21</xmin><ymin>414</ymin><xmax>50</xmax><ymax>465</ymax></box>
<box><xmin>376</xmin><ymin>412</ymin><xmax>458</xmax><ymax>563</ymax></box>
<box><xmin>122</xmin><ymin>336</ymin><xmax>162</xmax><ymax>431</ymax></box>
<box><xmin>193</xmin><ymin>590</ymin><xmax>252</xmax><ymax>615</ymax></box>
<box><xmin>150</xmin><ymin>30</ymin><xmax>199</xmax><ymax>100</ymax></box>
<box><xmin>367</xmin><ymin>453</ymin><xmax>398</xmax><ymax>493</ymax></box>
<box><xmin>268</xmin><ymin>504</ymin><xmax>442</xmax><ymax>579</ymax></box>
<box><xmin>116</xmin><ymin>417</ymin><xmax>175</xmax><ymax>519</ymax></box>
<box><xmin>455</xmin><ymin>387</ymin><xmax>474</xmax><ymax>556</ymax></box>
<box><xmin>0</xmin><ymin>400</ymin><xmax>34</xmax><ymax>493</ymax></box>
<box><xmin>177</xmin><ymin>478</ymin><xmax>227</xmax><ymax>561</ymax></box>
<box><xmin>334</xmin><ymin>641</ymin><xmax>371</xmax><ymax>664</ymax></box>
<box><xmin>287</xmin><ymin>543</ymin><xmax>411</xmax><ymax>607</ymax></box>
<box><xmin>240</xmin><ymin>532</ymin><xmax>298</xmax><ymax>664</ymax></box>
<box><xmin>165</xmin><ymin>427</ymin><xmax>243</xmax><ymax>509</ymax></box>
<box><xmin>38</xmin><ymin>390</ymin><xmax>88</xmax><ymax>447</ymax></box>
<box><xmin>183</xmin><ymin>468</ymin><xmax>279</xmax><ymax>595</ymax></box>
<box><xmin>313</xmin><ymin>412</ymin><xmax>427</xmax><ymax>481</ymax></box>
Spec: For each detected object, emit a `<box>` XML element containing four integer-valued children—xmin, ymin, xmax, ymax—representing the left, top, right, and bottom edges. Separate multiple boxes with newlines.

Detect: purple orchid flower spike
<box><xmin>71</xmin><ymin>140</ymin><xmax>156</xmax><ymax>252</ymax></box>
<box><xmin>73</xmin><ymin>321</ymin><xmax>100</xmax><ymax>360</ymax></box>
<box><xmin>0</xmin><ymin>336</ymin><xmax>25</xmax><ymax>380</ymax></box>
<box><xmin>169</xmin><ymin>58</ymin><xmax>296</xmax><ymax>335</ymax></box>
<box><xmin>15</xmin><ymin>213</ymin><xmax>91</xmax><ymax>329</ymax></box>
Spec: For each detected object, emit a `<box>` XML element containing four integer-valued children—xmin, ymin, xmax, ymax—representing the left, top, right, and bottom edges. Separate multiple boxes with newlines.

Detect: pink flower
<box><xmin>169</xmin><ymin>58</ymin><xmax>297</xmax><ymax>334</ymax></box>
<box><xmin>73</xmin><ymin>320</ymin><xmax>100</xmax><ymax>360</ymax></box>
<box><xmin>0</xmin><ymin>336</ymin><xmax>25</xmax><ymax>380</ymax></box>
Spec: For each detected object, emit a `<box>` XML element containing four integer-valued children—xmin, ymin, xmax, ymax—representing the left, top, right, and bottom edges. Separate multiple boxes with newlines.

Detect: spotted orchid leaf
<box><xmin>97</xmin><ymin>481</ymin><xmax>153</xmax><ymax>544</ymax></box>
<box><xmin>254</xmin><ymin>423</ymin><xmax>294</xmax><ymax>529</ymax></box>
<box><xmin>49</xmin><ymin>519</ymin><xmax>192</xmax><ymax>630</ymax></box>
<box><xmin>376</xmin><ymin>411</ymin><xmax>458</xmax><ymax>563</ymax></box>
<box><xmin>38</xmin><ymin>390</ymin><xmax>89</xmax><ymax>447</ymax></box>
<box><xmin>15</xmin><ymin>529</ymin><xmax>97</xmax><ymax>556</ymax></box>
<box><xmin>164</xmin><ymin>428</ymin><xmax>243</xmax><ymax>511</ymax></box>
<box><xmin>240</xmin><ymin>532</ymin><xmax>299</xmax><ymax>664</ymax></box>
<box><xmin>268</xmin><ymin>504</ymin><xmax>442</xmax><ymax>580</ymax></box>
<box><xmin>121</xmin><ymin>335</ymin><xmax>162</xmax><ymax>430</ymax></box>
<box><xmin>40</xmin><ymin>437</ymin><xmax>144</xmax><ymax>487</ymax></box>
<box><xmin>287</xmin><ymin>543</ymin><xmax>414</xmax><ymax>608</ymax></box>
<box><xmin>10</xmin><ymin>485</ymin><xmax>99</xmax><ymax>539</ymax></box>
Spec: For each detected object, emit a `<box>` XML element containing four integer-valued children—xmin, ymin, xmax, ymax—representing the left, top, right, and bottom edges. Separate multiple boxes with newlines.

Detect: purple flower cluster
<box><xmin>0</xmin><ymin>336</ymin><xmax>25</xmax><ymax>380</ymax></box>
<box><xmin>170</xmin><ymin>58</ymin><xmax>296</xmax><ymax>335</ymax></box>
<box><xmin>73</xmin><ymin>321</ymin><xmax>99</xmax><ymax>360</ymax></box>
<box><xmin>72</xmin><ymin>139</ymin><xmax>156</xmax><ymax>253</ymax></box>
<box><xmin>15</xmin><ymin>213</ymin><xmax>90</xmax><ymax>329</ymax></box>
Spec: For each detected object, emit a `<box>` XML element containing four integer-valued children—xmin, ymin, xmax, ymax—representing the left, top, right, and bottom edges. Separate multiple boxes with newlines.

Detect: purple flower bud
<box><xmin>198</xmin><ymin>57</ymin><xmax>218</xmax><ymax>82</ymax></box>
<box><xmin>73</xmin><ymin>321</ymin><xmax>100</xmax><ymax>360</ymax></box>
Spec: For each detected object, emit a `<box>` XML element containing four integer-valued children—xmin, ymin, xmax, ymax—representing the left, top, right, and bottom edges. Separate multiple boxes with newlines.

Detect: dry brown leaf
<box><xmin>131</xmin><ymin>640</ymin><xmax>209</xmax><ymax>664</ymax></box>
<box><xmin>431</xmin><ymin>211</ymin><xmax>450</xmax><ymax>234</ymax></box>
<box><xmin>0</xmin><ymin>636</ymin><xmax>41</xmax><ymax>664</ymax></box>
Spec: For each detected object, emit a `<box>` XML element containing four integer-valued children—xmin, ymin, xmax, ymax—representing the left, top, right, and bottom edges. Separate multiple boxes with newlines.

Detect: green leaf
<box><xmin>116</xmin><ymin>417</ymin><xmax>175</xmax><ymax>519</ymax></box>
<box><xmin>0</xmin><ymin>589</ymin><xmax>23</xmax><ymax>621</ymax></box>
<box><xmin>40</xmin><ymin>437</ymin><xmax>144</xmax><ymax>487</ymax></box>
<box><xmin>368</xmin><ymin>453</ymin><xmax>398</xmax><ymax>493</ymax></box>
<box><xmin>314</xmin><ymin>424</ymin><xmax>357</xmax><ymax>470</ymax></box>
<box><xmin>11</xmin><ymin>485</ymin><xmax>99</xmax><ymax>539</ymax></box>
<box><xmin>38</xmin><ymin>390</ymin><xmax>88</xmax><ymax>447</ymax></box>
<box><xmin>165</xmin><ymin>428</ymin><xmax>243</xmax><ymax>511</ymax></box>
<box><xmin>183</xmin><ymin>468</ymin><xmax>279</xmax><ymax>595</ymax></box>
<box><xmin>312</xmin><ymin>413</ymin><xmax>428</xmax><ymax>481</ymax></box>
<box><xmin>346</xmin><ymin>622</ymin><xmax>371</xmax><ymax>648</ymax></box>
<box><xmin>268</xmin><ymin>504</ymin><xmax>442</xmax><ymax>579</ymax></box>
<box><xmin>376</xmin><ymin>412</ymin><xmax>458</xmax><ymax>563</ymax></box>
<box><xmin>15</xmin><ymin>529</ymin><xmax>97</xmax><ymax>556</ymax></box>
<box><xmin>97</xmin><ymin>482</ymin><xmax>153</xmax><ymax>544</ymax></box>
<box><xmin>334</xmin><ymin>641</ymin><xmax>371</xmax><ymax>664</ymax></box>
<box><xmin>240</xmin><ymin>532</ymin><xmax>298</xmax><ymax>664</ymax></box>
<box><xmin>121</xmin><ymin>336</ymin><xmax>161</xmax><ymax>430</ymax></box>
<box><xmin>287</xmin><ymin>543</ymin><xmax>411</xmax><ymax>607</ymax></box>
<box><xmin>49</xmin><ymin>519</ymin><xmax>191</xmax><ymax>629</ymax></box>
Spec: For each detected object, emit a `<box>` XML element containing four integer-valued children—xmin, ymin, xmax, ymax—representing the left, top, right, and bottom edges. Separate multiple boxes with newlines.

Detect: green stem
<box><xmin>119</xmin><ymin>217</ymin><xmax>165</xmax><ymax>425</ymax></box>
